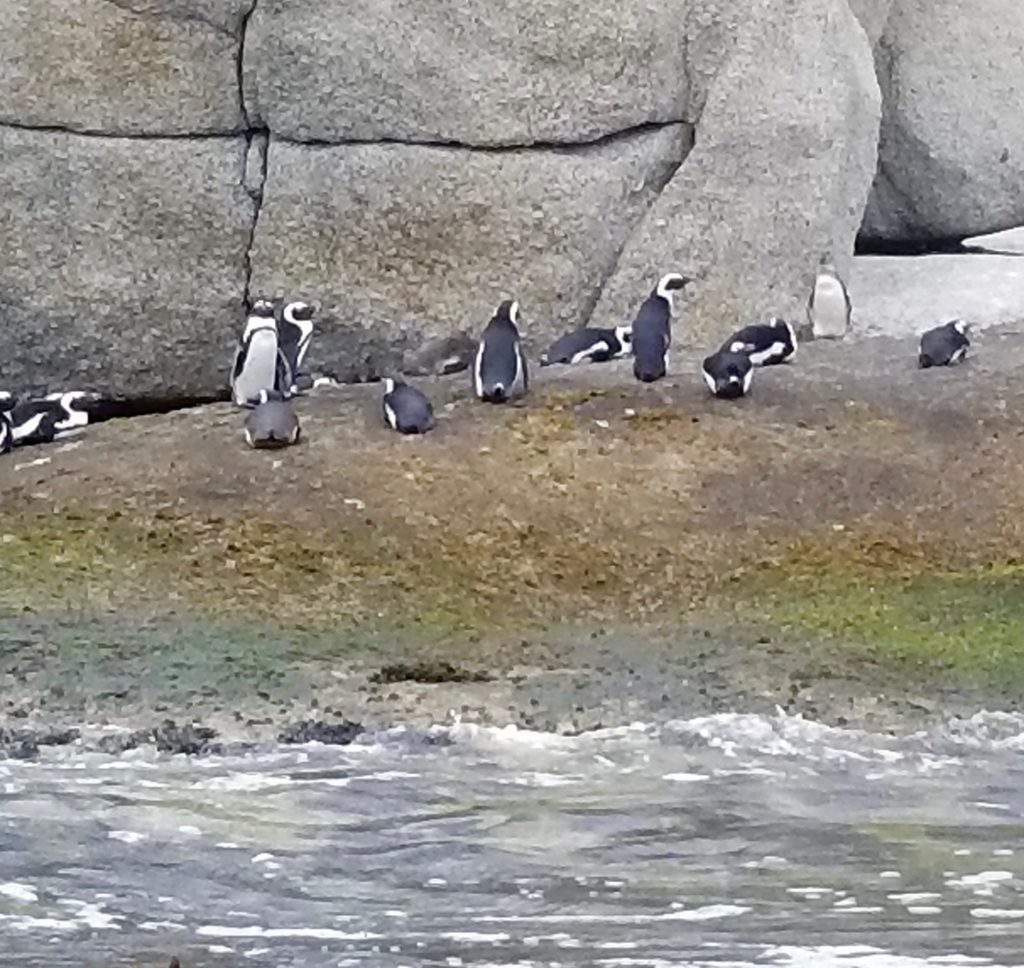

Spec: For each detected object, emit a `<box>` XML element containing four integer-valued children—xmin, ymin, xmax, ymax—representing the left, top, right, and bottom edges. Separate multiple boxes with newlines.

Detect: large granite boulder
<box><xmin>589</xmin><ymin>0</ymin><xmax>881</xmax><ymax>346</ymax></box>
<box><xmin>0</xmin><ymin>128</ymin><xmax>255</xmax><ymax>399</ymax></box>
<box><xmin>861</xmin><ymin>0</ymin><xmax>1024</xmax><ymax>244</ymax></box>
<box><xmin>0</xmin><ymin>0</ymin><xmax>248</xmax><ymax>135</ymax></box>
<box><xmin>247</xmin><ymin>125</ymin><xmax>691</xmax><ymax>380</ymax></box>
<box><xmin>243</xmin><ymin>0</ymin><xmax>690</xmax><ymax>146</ymax></box>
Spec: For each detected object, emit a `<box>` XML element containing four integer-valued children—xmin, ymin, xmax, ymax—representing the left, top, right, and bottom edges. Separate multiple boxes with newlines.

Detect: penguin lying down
<box><xmin>919</xmin><ymin>320</ymin><xmax>970</xmax><ymax>368</ymax></box>
<box><xmin>0</xmin><ymin>390</ymin><xmax>95</xmax><ymax>450</ymax></box>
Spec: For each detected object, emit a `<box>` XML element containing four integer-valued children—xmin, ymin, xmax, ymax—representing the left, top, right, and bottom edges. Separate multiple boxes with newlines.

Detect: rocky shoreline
<box><xmin>3</xmin><ymin>330</ymin><xmax>1024</xmax><ymax>750</ymax></box>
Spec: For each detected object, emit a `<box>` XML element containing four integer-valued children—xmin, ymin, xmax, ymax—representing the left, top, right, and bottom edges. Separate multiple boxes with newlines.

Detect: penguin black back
<box><xmin>382</xmin><ymin>378</ymin><xmax>435</xmax><ymax>434</ymax></box>
<box><xmin>631</xmin><ymin>273</ymin><xmax>690</xmax><ymax>383</ymax></box>
<box><xmin>919</xmin><ymin>319</ymin><xmax>970</xmax><ymax>368</ymax></box>
<box><xmin>722</xmin><ymin>317</ymin><xmax>797</xmax><ymax>366</ymax></box>
<box><xmin>474</xmin><ymin>300</ymin><xmax>528</xmax><ymax>402</ymax></box>
<box><xmin>541</xmin><ymin>326</ymin><xmax>631</xmax><ymax>366</ymax></box>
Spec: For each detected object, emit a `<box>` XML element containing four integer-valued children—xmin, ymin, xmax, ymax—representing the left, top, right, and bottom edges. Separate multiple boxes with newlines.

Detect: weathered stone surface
<box><xmin>850</xmin><ymin>253</ymin><xmax>1024</xmax><ymax>337</ymax></box>
<box><xmin>0</xmin><ymin>128</ymin><xmax>254</xmax><ymax>399</ymax></box>
<box><xmin>248</xmin><ymin>125</ymin><xmax>691</xmax><ymax>381</ymax></box>
<box><xmin>243</xmin><ymin>0</ymin><xmax>690</xmax><ymax>145</ymax></box>
<box><xmin>845</xmin><ymin>0</ymin><xmax>894</xmax><ymax>44</ymax></box>
<box><xmin>589</xmin><ymin>0</ymin><xmax>881</xmax><ymax>348</ymax></box>
<box><xmin>861</xmin><ymin>0</ymin><xmax>1024</xmax><ymax>244</ymax></box>
<box><xmin>0</xmin><ymin>0</ymin><xmax>248</xmax><ymax>135</ymax></box>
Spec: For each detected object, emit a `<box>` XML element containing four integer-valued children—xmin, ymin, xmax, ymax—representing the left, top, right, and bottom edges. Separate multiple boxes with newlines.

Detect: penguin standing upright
<box><xmin>807</xmin><ymin>258</ymin><xmax>852</xmax><ymax>339</ymax></box>
<box><xmin>631</xmin><ymin>272</ymin><xmax>691</xmax><ymax>383</ymax></box>
<box><xmin>702</xmin><ymin>349</ymin><xmax>754</xmax><ymax>399</ymax></box>
<box><xmin>723</xmin><ymin>316</ymin><xmax>797</xmax><ymax>366</ymax></box>
<box><xmin>382</xmin><ymin>378</ymin><xmax>435</xmax><ymax>434</ymax></box>
<box><xmin>231</xmin><ymin>299</ymin><xmax>279</xmax><ymax>406</ymax></box>
<box><xmin>540</xmin><ymin>325</ymin><xmax>632</xmax><ymax>366</ymax></box>
<box><xmin>919</xmin><ymin>319</ymin><xmax>971</xmax><ymax>368</ymax></box>
<box><xmin>277</xmin><ymin>300</ymin><xmax>315</xmax><ymax>394</ymax></box>
<box><xmin>0</xmin><ymin>411</ymin><xmax>11</xmax><ymax>455</ymax></box>
<box><xmin>243</xmin><ymin>389</ymin><xmax>301</xmax><ymax>449</ymax></box>
<box><xmin>473</xmin><ymin>300</ymin><xmax>529</xmax><ymax>403</ymax></box>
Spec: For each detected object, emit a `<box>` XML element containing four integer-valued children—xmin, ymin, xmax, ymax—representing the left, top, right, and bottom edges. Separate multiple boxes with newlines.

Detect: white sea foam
<box><xmin>0</xmin><ymin>882</ymin><xmax>38</xmax><ymax>902</ymax></box>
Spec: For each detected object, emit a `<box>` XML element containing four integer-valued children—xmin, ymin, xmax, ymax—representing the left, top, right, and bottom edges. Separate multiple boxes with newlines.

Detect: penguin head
<box><xmin>250</xmin><ymin>299</ymin><xmax>277</xmax><ymax>318</ymax></box>
<box><xmin>951</xmin><ymin>319</ymin><xmax>970</xmax><ymax>338</ymax></box>
<box><xmin>702</xmin><ymin>350</ymin><xmax>752</xmax><ymax>399</ymax></box>
<box><xmin>495</xmin><ymin>299</ymin><xmax>520</xmax><ymax>327</ymax></box>
<box><xmin>614</xmin><ymin>325</ymin><xmax>633</xmax><ymax>349</ymax></box>
<box><xmin>655</xmin><ymin>273</ymin><xmax>691</xmax><ymax>300</ymax></box>
<box><xmin>284</xmin><ymin>301</ymin><xmax>315</xmax><ymax>324</ymax></box>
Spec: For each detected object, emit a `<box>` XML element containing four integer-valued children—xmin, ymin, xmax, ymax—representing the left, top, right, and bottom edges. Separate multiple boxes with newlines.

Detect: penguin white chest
<box><xmin>234</xmin><ymin>329</ymin><xmax>279</xmax><ymax>404</ymax></box>
<box><xmin>811</xmin><ymin>276</ymin><xmax>850</xmax><ymax>339</ymax></box>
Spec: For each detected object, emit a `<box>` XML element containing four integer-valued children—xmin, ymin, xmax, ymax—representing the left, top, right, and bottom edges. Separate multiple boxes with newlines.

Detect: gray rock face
<box><xmin>0</xmin><ymin>0</ymin><xmax>248</xmax><ymax>135</ymax></box>
<box><xmin>247</xmin><ymin>126</ymin><xmax>691</xmax><ymax>381</ymax></box>
<box><xmin>861</xmin><ymin>0</ymin><xmax>1024</xmax><ymax>244</ymax></box>
<box><xmin>0</xmin><ymin>128</ymin><xmax>254</xmax><ymax>399</ymax></box>
<box><xmin>845</xmin><ymin>0</ymin><xmax>894</xmax><ymax>43</ymax></box>
<box><xmin>589</xmin><ymin>0</ymin><xmax>881</xmax><ymax>347</ymax></box>
<box><xmin>243</xmin><ymin>0</ymin><xmax>690</xmax><ymax>145</ymax></box>
<box><xmin>851</xmin><ymin>252</ymin><xmax>1024</xmax><ymax>337</ymax></box>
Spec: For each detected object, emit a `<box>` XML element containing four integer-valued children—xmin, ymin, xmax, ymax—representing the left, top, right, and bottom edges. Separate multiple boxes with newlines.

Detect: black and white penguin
<box><xmin>807</xmin><ymin>259</ymin><xmax>852</xmax><ymax>339</ymax></box>
<box><xmin>277</xmin><ymin>300</ymin><xmax>315</xmax><ymax>394</ymax></box>
<box><xmin>723</xmin><ymin>316</ymin><xmax>797</xmax><ymax>366</ymax></box>
<box><xmin>231</xmin><ymin>299</ymin><xmax>279</xmax><ymax>407</ymax></box>
<box><xmin>473</xmin><ymin>299</ymin><xmax>529</xmax><ymax>403</ymax></box>
<box><xmin>382</xmin><ymin>378</ymin><xmax>435</xmax><ymax>434</ymax></box>
<box><xmin>919</xmin><ymin>319</ymin><xmax>970</xmax><ymax>368</ymax></box>
<box><xmin>0</xmin><ymin>411</ymin><xmax>11</xmax><ymax>455</ymax></box>
<box><xmin>7</xmin><ymin>391</ymin><xmax>91</xmax><ymax>446</ymax></box>
<box><xmin>243</xmin><ymin>389</ymin><xmax>301</xmax><ymax>449</ymax></box>
<box><xmin>631</xmin><ymin>272</ymin><xmax>691</xmax><ymax>383</ymax></box>
<box><xmin>540</xmin><ymin>325</ymin><xmax>632</xmax><ymax>366</ymax></box>
<box><xmin>702</xmin><ymin>349</ymin><xmax>754</xmax><ymax>400</ymax></box>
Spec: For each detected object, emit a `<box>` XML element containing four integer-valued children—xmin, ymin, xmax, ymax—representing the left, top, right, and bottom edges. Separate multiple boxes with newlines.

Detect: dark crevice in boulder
<box><xmin>0</xmin><ymin>118</ymin><xmax>237</xmax><ymax>142</ymax></box>
<box><xmin>273</xmin><ymin>119</ymin><xmax>693</xmax><ymax>156</ymax></box>
<box><xmin>82</xmin><ymin>394</ymin><xmax>229</xmax><ymax>425</ymax></box>
<box><xmin>577</xmin><ymin>127</ymin><xmax>695</xmax><ymax>328</ymax></box>
<box><xmin>855</xmin><ymin>236</ymin><xmax>1024</xmax><ymax>256</ymax></box>
<box><xmin>237</xmin><ymin>0</ymin><xmax>259</xmax><ymax>130</ymax></box>
<box><xmin>240</xmin><ymin>131</ymin><xmax>269</xmax><ymax>310</ymax></box>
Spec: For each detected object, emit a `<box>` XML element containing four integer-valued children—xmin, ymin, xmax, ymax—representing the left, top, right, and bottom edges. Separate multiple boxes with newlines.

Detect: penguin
<box><xmin>7</xmin><ymin>391</ymin><xmax>91</xmax><ymax>446</ymax></box>
<box><xmin>0</xmin><ymin>390</ymin><xmax>14</xmax><ymax>412</ymax></box>
<box><xmin>807</xmin><ymin>259</ymin><xmax>852</xmax><ymax>339</ymax></box>
<box><xmin>0</xmin><ymin>411</ymin><xmax>11</xmax><ymax>455</ymax></box>
<box><xmin>277</xmin><ymin>300</ymin><xmax>315</xmax><ymax>394</ymax></box>
<box><xmin>243</xmin><ymin>389</ymin><xmax>301</xmax><ymax>449</ymax></box>
<box><xmin>382</xmin><ymin>378</ymin><xmax>435</xmax><ymax>434</ymax></box>
<box><xmin>473</xmin><ymin>299</ymin><xmax>529</xmax><ymax>403</ymax></box>
<box><xmin>702</xmin><ymin>349</ymin><xmax>754</xmax><ymax>399</ymax></box>
<box><xmin>631</xmin><ymin>272</ymin><xmax>691</xmax><ymax>383</ymax></box>
<box><xmin>919</xmin><ymin>319</ymin><xmax>970</xmax><ymax>368</ymax></box>
<box><xmin>540</xmin><ymin>326</ymin><xmax>632</xmax><ymax>366</ymax></box>
<box><xmin>722</xmin><ymin>316</ymin><xmax>797</xmax><ymax>366</ymax></box>
<box><xmin>231</xmin><ymin>299</ymin><xmax>279</xmax><ymax>407</ymax></box>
